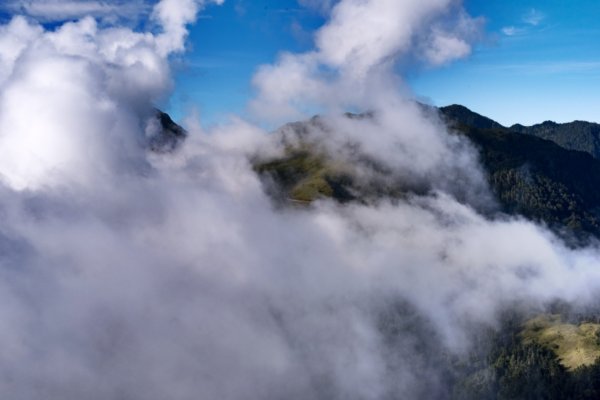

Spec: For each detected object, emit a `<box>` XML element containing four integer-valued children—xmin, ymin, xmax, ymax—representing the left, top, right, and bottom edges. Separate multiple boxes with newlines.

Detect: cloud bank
<box><xmin>0</xmin><ymin>0</ymin><xmax>598</xmax><ymax>399</ymax></box>
<box><xmin>0</xmin><ymin>0</ymin><xmax>153</xmax><ymax>24</ymax></box>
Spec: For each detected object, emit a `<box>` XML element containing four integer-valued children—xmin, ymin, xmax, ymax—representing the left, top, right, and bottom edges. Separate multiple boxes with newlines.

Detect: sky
<box><xmin>167</xmin><ymin>0</ymin><xmax>600</xmax><ymax>126</ymax></box>
<box><xmin>411</xmin><ymin>0</ymin><xmax>600</xmax><ymax>126</ymax></box>
<box><xmin>1</xmin><ymin>0</ymin><xmax>598</xmax><ymax>126</ymax></box>
<box><xmin>165</xmin><ymin>0</ymin><xmax>327</xmax><ymax>125</ymax></box>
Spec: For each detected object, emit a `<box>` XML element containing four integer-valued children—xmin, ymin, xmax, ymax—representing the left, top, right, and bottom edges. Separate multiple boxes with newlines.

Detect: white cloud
<box><xmin>523</xmin><ymin>8</ymin><xmax>545</xmax><ymax>26</ymax></box>
<box><xmin>423</xmin><ymin>33</ymin><xmax>471</xmax><ymax>65</ymax></box>
<box><xmin>251</xmin><ymin>0</ymin><xmax>483</xmax><ymax>123</ymax></box>
<box><xmin>152</xmin><ymin>0</ymin><xmax>224</xmax><ymax>55</ymax></box>
<box><xmin>0</xmin><ymin>0</ymin><xmax>223</xmax><ymax>191</ymax></box>
<box><xmin>316</xmin><ymin>0</ymin><xmax>451</xmax><ymax>74</ymax></box>
<box><xmin>501</xmin><ymin>25</ymin><xmax>525</xmax><ymax>36</ymax></box>
<box><xmin>500</xmin><ymin>9</ymin><xmax>544</xmax><ymax>37</ymax></box>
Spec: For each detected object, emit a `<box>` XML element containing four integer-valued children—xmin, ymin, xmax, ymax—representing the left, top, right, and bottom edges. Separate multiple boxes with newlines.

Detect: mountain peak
<box><xmin>439</xmin><ymin>104</ymin><xmax>505</xmax><ymax>130</ymax></box>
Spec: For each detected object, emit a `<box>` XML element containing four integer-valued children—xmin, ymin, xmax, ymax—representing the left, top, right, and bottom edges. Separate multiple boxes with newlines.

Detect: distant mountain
<box><xmin>511</xmin><ymin>120</ymin><xmax>600</xmax><ymax>160</ymax></box>
<box><xmin>440</xmin><ymin>104</ymin><xmax>600</xmax><ymax>160</ymax></box>
<box><xmin>450</xmin><ymin>121</ymin><xmax>600</xmax><ymax>240</ymax></box>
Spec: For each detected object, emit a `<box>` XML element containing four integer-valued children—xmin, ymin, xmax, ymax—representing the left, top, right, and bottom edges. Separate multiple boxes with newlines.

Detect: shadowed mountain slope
<box><xmin>450</xmin><ymin>122</ymin><xmax>600</xmax><ymax>239</ymax></box>
<box><xmin>440</xmin><ymin>104</ymin><xmax>505</xmax><ymax>130</ymax></box>
<box><xmin>440</xmin><ymin>104</ymin><xmax>600</xmax><ymax>160</ymax></box>
<box><xmin>511</xmin><ymin>120</ymin><xmax>600</xmax><ymax>160</ymax></box>
<box><xmin>148</xmin><ymin>109</ymin><xmax>187</xmax><ymax>153</ymax></box>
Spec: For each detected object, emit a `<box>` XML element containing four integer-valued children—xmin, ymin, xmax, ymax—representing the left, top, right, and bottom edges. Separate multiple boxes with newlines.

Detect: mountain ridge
<box><xmin>253</xmin><ymin>106</ymin><xmax>600</xmax><ymax>242</ymax></box>
<box><xmin>440</xmin><ymin>104</ymin><xmax>600</xmax><ymax>160</ymax></box>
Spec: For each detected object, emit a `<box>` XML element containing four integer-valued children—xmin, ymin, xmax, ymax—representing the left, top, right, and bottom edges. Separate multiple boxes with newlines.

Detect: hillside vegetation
<box><xmin>521</xmin><ymin>315</ymin><xmax>600</xmax><ymax>370</ymax></box>
<box><xmin>251</xmin><ymin>106</ymin><xmax>600</xmax><ymax>398</ymax></box>
<box><xmin>257</xmin><ymin>108</ymin><xmax>600</xmax><ymax>241</ymax></box>
<box><xmin>511</xmin><ymin>121</ymin><xmax>600</xmax><ymax>160</ymax></box>
<box><xmin>441</xmin><ymin>104</ymin><xmax>600</xmax><ymax>160</ymax></box>
<box><xmin>449</xmin><ymin>123</ymin><xmax>600</xmax><ymax>240</ymax></box>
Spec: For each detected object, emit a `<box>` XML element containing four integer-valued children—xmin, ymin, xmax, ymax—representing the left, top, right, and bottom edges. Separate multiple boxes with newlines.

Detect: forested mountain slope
<box><xmin>257</xmin><ymin>110</ymin><xmax>600</xmax><ymax>241</ymax></box>
<box><xmin>441</xmin><ymin>104</ymin><xmax>600</xmax><ymax>160</ymax></box>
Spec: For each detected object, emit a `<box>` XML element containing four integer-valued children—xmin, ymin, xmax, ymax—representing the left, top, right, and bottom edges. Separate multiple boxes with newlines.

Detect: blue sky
<box><xmin>161</xmin><ymin>0</ymin><xmax>600</xmax><ymax>127</ymax></box>
<box><xmin>2</xmin><ymin>1</ymin><xmax>598</xmax><ymax>126</ymax></box>
<box><xmin>163</xmin><ymin>0</ymin><xmax>326</xmax><ymax>124</ymax></box>
<box><xmin>409</xmin><ymin>0</ymin><xmax>600</xmax><ymax>126</ymax></box>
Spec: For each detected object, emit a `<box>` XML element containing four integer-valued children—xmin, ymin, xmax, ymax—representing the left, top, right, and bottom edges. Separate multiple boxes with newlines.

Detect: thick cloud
<box><xmin>152</xmin><ymin>0</ymin><xmax>224</xmax><ymax>55</ymax></box>
<box><xmin>0</xmin><ymin>0</ymin><xmax>223</xmax><ymax>191</ymax></box>
<box><xmin>0</xmin><ymin>0</ymin><xmax>598</xmax><ymax>399</ymax></box>
<box><xmin>251</xmin><ymin>0</ymin><xmax>483</xmax><ymax>123</ymax></box>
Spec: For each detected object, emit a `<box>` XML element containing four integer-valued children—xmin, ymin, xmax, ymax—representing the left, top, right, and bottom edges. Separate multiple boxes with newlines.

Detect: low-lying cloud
<box><xmin>0</xmin><ymin>0</ymin><xmax>597</xmax><ymax>399</ymax></box>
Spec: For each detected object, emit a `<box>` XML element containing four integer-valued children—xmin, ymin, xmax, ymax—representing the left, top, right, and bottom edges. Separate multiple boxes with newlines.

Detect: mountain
<box><xmin>446</xmin><ymin>118</ymin><xmax>600</xmax><ymax>240</ymax></box>
<box><xmin>440</xmin><ymin>104</ymin><xmax>600</xmax><ymax>160</ymax></box>
<box><xmin>511</xmin><ymin>120</ymin><xmax>600</xmax><ymax>160</ymax></box>
<box><xmin>256</xmin><ymin>110</ymin><xmax>600</xmax><ymax>242</ymax></box>
<box><xmin>149</xmin><ymin>109</ymin><xmax>187</xmax><ymax>152</ymax></box>
<box><xmin>440</xmin><ymin>104</ymin><xmax>505</xmax><ymax>130</ymax></box>
<box><xmin>252</xmin><ymin>111</ymin><xmax>600</xmax><ymax>399</ymax></box>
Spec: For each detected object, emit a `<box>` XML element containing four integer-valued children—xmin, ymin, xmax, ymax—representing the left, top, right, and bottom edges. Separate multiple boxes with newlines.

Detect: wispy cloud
<box><xmin>501</xmin><ymin>26</ymin><xmax>526</xmax><ymax>36</ymax></box>
<box><xmin>523</xmin><ymin>8</ymin><xmax>545</xmax><ymax>26</ymax></box>
<box><xmin>501</xmin><ymin>9</ymin><xmax>546</xmax><ymax>37</ymax></box>
<box><xmin>481</xmin><ymin>61</ymin><xmax>600</xmax><ymax>75</ymax></box>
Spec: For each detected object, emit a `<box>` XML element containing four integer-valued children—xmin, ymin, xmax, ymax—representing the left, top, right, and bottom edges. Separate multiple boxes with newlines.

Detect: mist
<box><xmin>0</xmin><ymin>0</ymin><xmax>598</xmax><ymax>399</ymax></box>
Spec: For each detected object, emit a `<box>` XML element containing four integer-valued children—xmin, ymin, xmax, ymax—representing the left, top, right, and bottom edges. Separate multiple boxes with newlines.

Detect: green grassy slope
<box><xmin>254</xmin><ymin>146</ymin><xmax>357</xmax><ymax>203</ymax></box>
<box><xmin>521</xmin><ymin>315</ymin><xmax>600</xmax><ymax>370</ymax></box>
